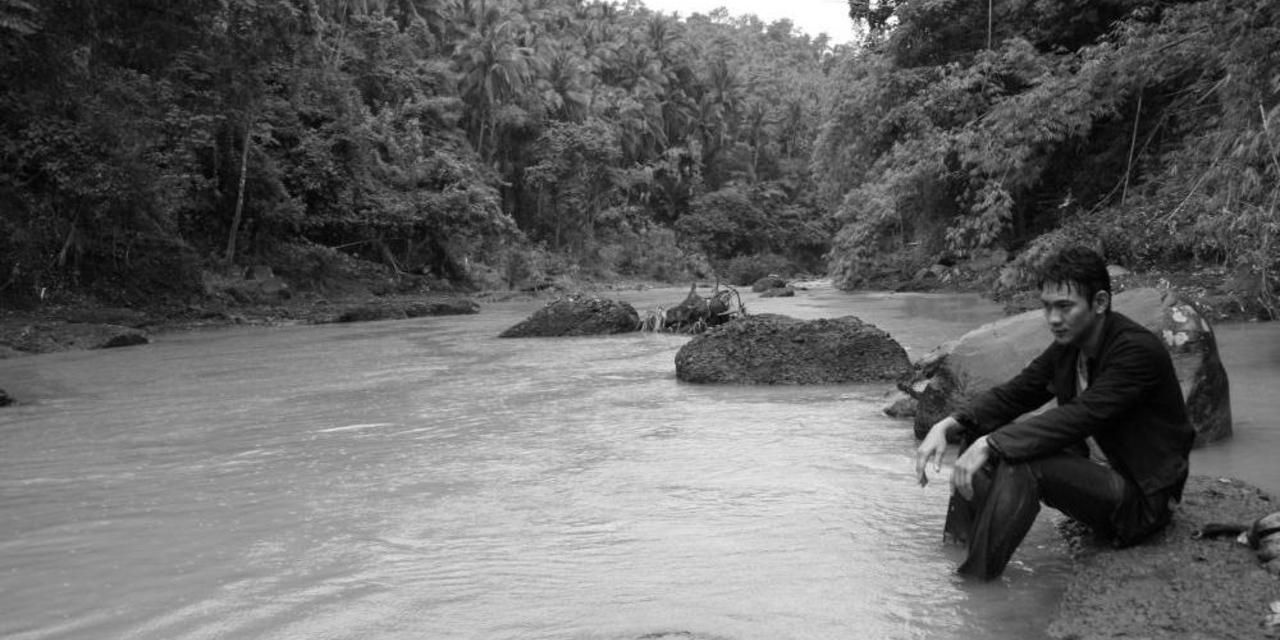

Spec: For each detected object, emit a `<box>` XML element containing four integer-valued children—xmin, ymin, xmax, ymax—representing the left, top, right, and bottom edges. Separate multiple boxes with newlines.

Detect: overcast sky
<box><xmin>637</xmin><ymin>0</ymin><xmax>856</xmax><ymax>45</ymax></box>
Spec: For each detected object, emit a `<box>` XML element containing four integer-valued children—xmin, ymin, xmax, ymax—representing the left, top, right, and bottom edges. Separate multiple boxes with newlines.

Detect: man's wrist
<box><xmin>983</xmin><ymin>435</ymin><xmax>1004</xmax><ymax>459</ymax></box>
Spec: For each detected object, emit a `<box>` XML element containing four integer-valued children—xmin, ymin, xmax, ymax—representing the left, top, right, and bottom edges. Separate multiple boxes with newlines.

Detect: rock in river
<box><xmin>500</xmin><ymin>295</ymin><xmax>640</xmax><ymax>337</ymax></box>
<box><xmin>1</xmin><ymin>322</ymin><xmax>150</xmax><ymax>354</ymax></box>
<box><xmin>751</xmin><ymin>275</ymin><xmax>789</xmax><ymax>292</ymax></box>
<box><xmin>675</xmin><ymin>314</ymin><xmax>912</xmax><ymax>384</ymax></box>
<box><xmin>334</xmin><ymin>298</ymin><xmax>480</xmax><ymax>323</ymax></box>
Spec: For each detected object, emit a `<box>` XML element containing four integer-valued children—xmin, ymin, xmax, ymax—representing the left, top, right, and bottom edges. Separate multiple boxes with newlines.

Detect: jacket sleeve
<box><xmin>986</xmin><ymin>331</ymin><xmax>1165</xmax><ymax>460</ymax></box>
<box><xmin>954</xmin><ymin>344</ymin><xmax>1058</xmax><ymax>436</ymax></box>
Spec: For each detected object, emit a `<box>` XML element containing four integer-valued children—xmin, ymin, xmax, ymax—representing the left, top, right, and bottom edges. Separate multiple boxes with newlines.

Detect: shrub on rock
<box><xmin>657</xmin><ymin>284</ymin><xmax>740</xmax><ymax>332</ymax></box>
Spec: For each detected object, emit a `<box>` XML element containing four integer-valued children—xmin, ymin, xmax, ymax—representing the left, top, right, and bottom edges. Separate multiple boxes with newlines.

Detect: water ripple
<box><xmin>0</xmin><ymin>291</ymin><xmax>1107</xmax><ymax>640</ymax></box>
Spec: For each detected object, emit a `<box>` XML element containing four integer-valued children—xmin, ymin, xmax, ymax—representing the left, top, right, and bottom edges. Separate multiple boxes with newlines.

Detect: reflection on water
<box><xmin>0</xmin><ymin>286</ymin><xmax>1274</xmax><ymax>640</ymax></box>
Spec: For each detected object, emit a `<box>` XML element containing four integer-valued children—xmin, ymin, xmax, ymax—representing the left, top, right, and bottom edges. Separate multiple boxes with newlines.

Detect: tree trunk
<box><xmin>57</xmin><ymin>213</ymin><xmax>78</xmax><ymax>268</ymax></box>
<box><xmin>224</xmin><ymin>126</ymin><xmax>252</xmax><ymax>265</ymax></box>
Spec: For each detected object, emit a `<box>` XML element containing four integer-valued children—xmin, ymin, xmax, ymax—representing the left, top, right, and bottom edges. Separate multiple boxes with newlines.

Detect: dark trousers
<box><xmin>943</xmin><ymin>452</ymin><xmax>1171</xmax><ymax>580</ymax></box>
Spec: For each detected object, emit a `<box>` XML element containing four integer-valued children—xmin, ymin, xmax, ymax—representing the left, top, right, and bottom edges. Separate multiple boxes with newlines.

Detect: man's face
<box><xmin>1040</xmin><ymin>281</ymin><xmax>1105</xmax><ymax>347</ymax></box>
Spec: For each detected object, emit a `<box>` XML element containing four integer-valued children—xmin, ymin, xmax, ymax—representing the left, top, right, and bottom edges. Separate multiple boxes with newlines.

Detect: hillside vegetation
<box><xmin>0</xmin><ymin>0</ymin><xmax>1276</xmax><ymax>318</ymax></box>
<box><xmin>820</xmin><ymin>0</ymin><xmax>1280</xmax><ymax>317</ymax></box>
<box><xmin>0</xmin><ymin>0</ymin><xmax>835</xmax><ymax>308</ymax></box>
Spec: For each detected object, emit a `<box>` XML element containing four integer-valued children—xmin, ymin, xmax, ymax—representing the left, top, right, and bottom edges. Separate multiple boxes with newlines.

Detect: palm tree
<box><xmin>697</xmin><ymin>54</ymin><xmax>741</xmax><ymax>179</ymax></box>
<box><xmin>539</xmin><ymin>47</ymin><xmax>590</xmax><ymax>122</ymax></box>
<box><xmin>453</xmin><ymin>0</ymin><xmax>535</xmax><ymax>160</ymax></box>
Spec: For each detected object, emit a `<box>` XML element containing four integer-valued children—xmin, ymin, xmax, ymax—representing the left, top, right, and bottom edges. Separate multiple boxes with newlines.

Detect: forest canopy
<box><xmin>0</xmin><ymin>0</ymin><xmax>836</xmax><ymax>305</ymax></box>
<box><xmin>821</xmin><ymin>0</ymin><xmax>1280</xmax><ymax>314</ymax></box>
<box><xmin>0</xmin><ymin>0</ymin><xmax>1276</xmax><ymax>315</ymax></box>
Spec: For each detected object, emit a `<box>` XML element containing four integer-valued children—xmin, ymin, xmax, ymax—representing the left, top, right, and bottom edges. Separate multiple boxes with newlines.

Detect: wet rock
<box><xmin>243</xmin><ymin>264</ymin><xmax>291</xmax><ymax>299</ymax></box>
<box><xmin>1049</xmin><ymin>476</ymin><xmax>1279</xmax><ymax>640</ymax></box>
<box><xmin>0</xmin><ymin>322</ymin><xmax>150</xmax><ymax>354</ymax></box>
<box><xmin>403</xmin><ymin>299</ymin><xmax>481</xmax><ymax>317</ymax></box>
<box><xmin>902</xmin><ymin>288</ymin><xmax>1231</xmax><ymax>445</ymax></box>
<box><xmin>1253</xmin><ymin>512</ymin><xmax>1280</xmax><ymax>573</ymax></box>
<box><xmin>674</xmin><ymin>313</ymin><xmax>912</xmax><ymax>384</ymax></box>
<box><xmin>98</xmin><ymin>331</ymin><xmax>150</xmax><ymax>349</ymax></box>
<box><xmin>751</xmin><ymin>275</ymin><xmax>788</xmax><ymax>292</ymax></box>
<box><xmin>759</xmin><ymin>286</ymin><xmax>795</xmax><ymax>298</ymax></box>
<box><xmin>0</xmin><ymin>388</ymin><xmax>12</xmax><ymax>406</ymax></box>
<box><xmin>500</xmin><ymin>295</ymin><xmax>639</xmax><ymax>337</ymax></box>
<box><xmin>883</xmin><ymin>393</ymin><xmax>916</xmax><ymax>418</ymax></box>
<box><xmin>912</xmin><ymin>264</ymin><xmax>949</xmax><ymax>283</ymax></box>
<box><xmin>334</xmin><ymin>305</ymin><xmax>399</xmax><ymax>323</ymax></box>
<box><xmin>333</xmin><ymin>298</ymin><xmax>480</xmax><ymax>323</ymax></box>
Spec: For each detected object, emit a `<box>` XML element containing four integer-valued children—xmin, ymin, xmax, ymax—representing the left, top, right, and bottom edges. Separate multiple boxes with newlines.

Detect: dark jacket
<box><xmin>954</xmin><ymin>311</ymin><xmax>1195</xmax><ymax>500</ymax></box>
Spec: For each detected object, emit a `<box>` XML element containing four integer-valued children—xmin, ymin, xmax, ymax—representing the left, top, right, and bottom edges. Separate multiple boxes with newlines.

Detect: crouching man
<box><xmin>915</xmin><ymin>246</ymin><xmax>1195</xmax><ymax>579</ymax></box>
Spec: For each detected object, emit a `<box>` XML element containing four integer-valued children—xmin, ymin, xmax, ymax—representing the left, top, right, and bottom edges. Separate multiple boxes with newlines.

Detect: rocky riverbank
<box><xmin>0</xmin><ymin>291</ymin><xmax>483</xmax><ymax>359</ymax></box>
<box><xmin>1050</xmin><ymin>475</ymin><xmax>1279</xmax><ymax>639</ymax></box>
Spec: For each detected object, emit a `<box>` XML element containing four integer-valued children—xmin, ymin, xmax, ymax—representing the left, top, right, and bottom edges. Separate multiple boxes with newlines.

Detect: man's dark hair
<box><xmin>1037</xmin><ymin>246</ymin><xmax>1111</xmax><ymax>308</ymax></box>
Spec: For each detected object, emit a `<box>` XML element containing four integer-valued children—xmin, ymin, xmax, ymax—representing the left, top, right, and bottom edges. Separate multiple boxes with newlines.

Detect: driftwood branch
<box><xmin>639</xmin><ymin>283</ymin><xmax>745</xmax><ymax>333</ymax></box>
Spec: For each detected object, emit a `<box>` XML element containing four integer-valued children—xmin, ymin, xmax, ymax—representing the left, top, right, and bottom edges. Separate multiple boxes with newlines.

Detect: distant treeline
<box><xmin>0</xmin><ymin>0</ymin><xmax>836</xmax><ymax>303</ymax></box>
<box><xmin>0</xmin><ymin>0</ymin><xmax>1276</xmax><ymax>312</ymax></box>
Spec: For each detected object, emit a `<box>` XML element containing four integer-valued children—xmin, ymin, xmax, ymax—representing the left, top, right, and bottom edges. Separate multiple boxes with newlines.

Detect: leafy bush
<box><xmin>676</xmin><ymin>184</ymin><xmax>831</xmax><ymax>278</ymax></box>
<box><xmin>823</xmin><ymin>0</ymin><xmax>1280</xmax><ymax>301</ymax></box>
<box><xmin>721</xmin><ymin>254</ymin><xmax>794</xmax><ymax>286</ymax></box>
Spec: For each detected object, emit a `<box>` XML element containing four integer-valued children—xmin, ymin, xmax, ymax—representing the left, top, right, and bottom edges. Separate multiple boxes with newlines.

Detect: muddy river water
<box><xmin>1</xmin><ymin>285</ymin><xmax>1276</xmax><ymax>640</ymax></box>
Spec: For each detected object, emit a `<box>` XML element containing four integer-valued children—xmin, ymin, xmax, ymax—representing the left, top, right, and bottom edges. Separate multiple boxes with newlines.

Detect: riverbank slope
<box><xmin>1050</xmin><ymin>475</ymin><xmax>1279</xmax><ymax>639</ymax></box>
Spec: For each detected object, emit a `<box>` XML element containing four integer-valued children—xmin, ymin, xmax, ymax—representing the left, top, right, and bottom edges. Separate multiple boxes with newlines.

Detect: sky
<box><xmin>637</xmin><ymin>0</ymin><xmax>856</xmax><ymax>45</ymax></box>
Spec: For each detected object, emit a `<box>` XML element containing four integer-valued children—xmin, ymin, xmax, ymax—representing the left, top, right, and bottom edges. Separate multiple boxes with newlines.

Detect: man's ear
<box><xmin>1093</xmin><ymin>290</ymin><xmax>1111</xmax><ymax>314</ymax></box>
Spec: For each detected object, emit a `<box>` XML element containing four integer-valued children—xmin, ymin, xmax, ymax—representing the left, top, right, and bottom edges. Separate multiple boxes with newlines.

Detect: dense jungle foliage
<box><xmin>0</xmin><ymin>0</ymin><xmax>1277</xmax><ymax>316</ymax></box>
<box><xmin>822</xmin><ymin>0</ymin><xmax>1280</xmax><ymax>316</ymax></box>
<box><xmin>0</xmin><ymin>0</ymin><xmax>835</xmax><ymax>307</ymax></box>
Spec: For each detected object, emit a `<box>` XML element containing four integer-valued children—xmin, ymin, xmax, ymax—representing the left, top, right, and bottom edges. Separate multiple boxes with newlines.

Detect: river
<box><xmin>0</xmin><ymin>285</ymin><xmax>1275</xmax><ymax>640</ymax></box>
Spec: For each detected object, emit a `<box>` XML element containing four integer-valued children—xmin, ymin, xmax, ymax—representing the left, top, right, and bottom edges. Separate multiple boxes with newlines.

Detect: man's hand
<box><xmin>915</xmin><ymin>417</ymin><xmax>959</xmax><ymax>487</ymax></box>
<box><xmin>951</xmin><ymin>435</ymin><xmax>993</xmax><ymax>500</ymax></box>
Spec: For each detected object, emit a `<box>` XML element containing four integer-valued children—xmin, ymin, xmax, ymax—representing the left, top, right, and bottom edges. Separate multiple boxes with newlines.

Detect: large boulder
<box><xmin>500</xmin><ymin>295</ymin><xmax>639</xmax><ymax>337</ymax></box>
<box><xmin>905</xmin><ymin>288</ymin><xmax>1231</xmax><ymax>445</ymax></box>
<box><xmin>674</xmin><ymin>314</ymin><xmax>912</xmax><ymax>384</ymax></box>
